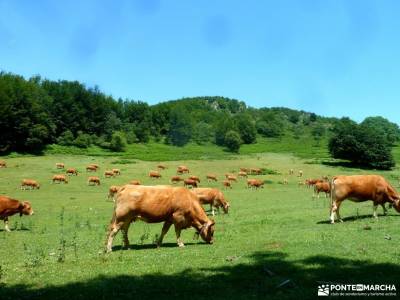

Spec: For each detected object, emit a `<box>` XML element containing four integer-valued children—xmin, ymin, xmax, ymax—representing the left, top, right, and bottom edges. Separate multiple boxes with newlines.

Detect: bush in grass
<box><xmin>224</xmin><ymin>130</ymin><xmax>242</xmax><ymax>153</ymax></box>
<box><xmin>109</xmin><ymin>131</ymin><xmax>127</xmax><ymax>152</ymax></box>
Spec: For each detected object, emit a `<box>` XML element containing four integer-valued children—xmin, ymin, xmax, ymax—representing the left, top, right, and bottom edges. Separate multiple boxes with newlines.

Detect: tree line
<box><xmin>1</xmin><ymin>71</ymin><xmax>399</xmax><ymax>169</ymax></box>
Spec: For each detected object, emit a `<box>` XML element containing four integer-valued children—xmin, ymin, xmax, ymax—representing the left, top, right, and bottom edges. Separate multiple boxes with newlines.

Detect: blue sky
<box><xmin>1</xmin><ymin>0</ymin><xmax>400</xmax><ymax>124</ymax></box>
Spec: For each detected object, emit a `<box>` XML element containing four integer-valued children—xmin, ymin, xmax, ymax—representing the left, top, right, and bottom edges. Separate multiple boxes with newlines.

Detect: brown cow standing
<box><xmin>0</xmin><ymin>196</ymin><xmax>34</xmax><ymax>231</ymax></box>
<box><xmin>189</xmin><ymin>176</ymin><xmax>201</xmax><ymax>183</ymax></box>
<box><xmin>177</xmin><ymin>166</ymin><xmax>190</xmax><ymax>174</ymax></box>
<box><xmin>306</xmin><ymin>178</ymin><xmax>324</xmax><ymax>189</ymax></box>
<box><xmin>105</xmin><ymin>185</ymin><xmax>215</xmax><ymax>252</ymax></box>
<box><xmin>247</xmin><ymin>179</ymin><xmax>264</xmax><ymax>189</ymax></box>
<box><xmin>52</xmin><ymin>175</ymin><xmax>69</xmax><ymax>184</ymax></box>
<box><xmin>250</xmin><ymin>168</ymin><xmax>262</xmax><ymax>175</ymax></box>
<box><xmin>240</xmin><ymin>167</ymin><xmax>249</xmax><ymax>173</ymax></box>
<box><xmin>170</xmin><ymin>176</ymin><xmax>183</xmax><ymax>184</ymax></box>
<box><xmin>88</xmin><ymin>176</ymin><xmax>101</xmax><ymax>186</ymax></box>
<box><xmin>129</xmin><ymin>180</ymin><xmax>141</xmax><ymax>185</ymax></box>
<box><xmin>108</xmin><ymin>185</ymin><xmax>120</xmax><ymax>201</ymax></box>
<box><xmin>184</xmin><ymin>179</ymin><xmax>198</xmax><ymax>188</ymax></box>
<box><xmin>66</xmin><ymin>168</ymin><xmax>78</xmax><ymax>176</ymax></box>
<box><xmin>104</xmin><ymin>170</ymin><xmax>115</xmax><ymax>178</ymax></box>
<box><xmin>149</xmin><ymin>170</ymin><xmax>162</xmax><ymax>179</ymax></box>
<box><xmin>222</xmin><ymin>180</ymin><xmax>232</xmax><ymax>190</ymax></box>
<box><xmin>21</xmin><ymin>179</ymin><xmax>40</xmax><ymax>190</ymax></box>
<box><xmin>56</xmin><ymin>163</ymin><xmax>65</xmax><ymax>169</ymax></box>
<box><xmin>227</xmin><ymin>175</ymin><xmax>238</xmax><ymax>183</ymax></box>
<box><xmin>86</xmin><ymin>165</ymin><xmax>98</xmax><ymax>172</ymax></box>
<box><xmin>112</xmin><ymin>169</ymin><xmax>121</xmax><ymax>176</ymax></box>
<box><xmin>206</xmin><ymin>174</ymin><xmax>218</xmax><ymax>182</ymax></box>
<box><xmin>157</xmin><ymin>164</ymin><xmax>167</xmax><ymax>170</ymax></box>
<box><xmin>0</xmin><ymin>160</ymin><xmax>7</xmax><ymax>168</ymax></box>
<box><xmin>313</xmin><ymin>181</ymin><xmax>330</xmax><ymax>198</ymax></box>
<box><xmin>238</xmin><ymin>171</ymin><xmax>248</xmax><ymax>178</ymax></box>
<box><xmin>192</xmin><ymin>188</ymin><xmax>230</xmax><ymax>216</ymax></box>
<box><xmin>330</xmin><ymin>175</ymin><xmax>400</xmax><ymax>224</ymax></box>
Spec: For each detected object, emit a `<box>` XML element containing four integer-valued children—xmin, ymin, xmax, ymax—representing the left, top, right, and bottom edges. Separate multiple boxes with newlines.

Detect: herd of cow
<box><xmin>1</xmin><ymin>158</ymin><xmax>400</xmax><ymax>252</ymax></box>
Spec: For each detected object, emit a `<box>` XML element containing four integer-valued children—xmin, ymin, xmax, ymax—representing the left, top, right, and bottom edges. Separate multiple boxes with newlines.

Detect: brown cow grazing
<box><xmin>189</xmin><ymin>176</ymin><xmax>201</xmax><ymax>183</ymax></box>
<box><xmin>177</xmin><ymin>165</ymin><xmax>190</xmax><ymax>174</ymax></box>
<box><xmin>206</xmin><ymin>174</ymin><xmax>218</xmax><ymax>182</ymax></box>
<box><xmin>184</xmin><ymin>179</ymin><xmax>198</xmax><ymax>188</ymax></box>
<box><xmin>250</xmin><ymin>168</ymin><xmax>262</xmax><ymax>175</ymax></box>
<box><xmin>298</xmin><ymin>170</ymin><xmax>303</xmax><ymax>177</ymax></box>
<box><xmin>227</xmin><ymin>175</ymin><xmax>237</xmax><ymax>182</ymax></box>
<box><xmin>88</xmin><ymin>176</ymin><xmax>101</xmax><ymax>186</ymax></box>
<box><xmin>104</xmin><ymin>170</ymin><xmax>115</xmax><ymax>178</ymax></box>
<box><xmin>86</xmin><ymin>165</ymin><xmax>98</xmax><ymax>172</ymax></box>
<box><xmin>52</xmin><ymin>175</ymin><xmax>68</xmax><ymax>184</ymax></box>
<box><xmin>170</xmin><ymin>176</ymin><xmax>183</xmax><ymax>184</ymax></box>
<box><xmin>247</xmin><ymin>179</ymin><xmax>264</xmax><ymax>189</ymax></box>
<box><xmin>157</xmin><ymin>164</ymin><xmax>167</xmax><ymax>170</ymax></box>
<box><xmin>330</xmin><ymin>175</ymin><xmax>400</xmax><ymax>224</ymax></box>
<box><xmin>56</xmin><ymin>163</ymin><xmax>65</xmax><ymax>169</ymax></box>
<box><xmin>21</xmin><ymin>179</ymin><xmax>40</xmax><ymax>190</ymax></box>
<box><xmin>192</xmin><ymin>188</ymin><xmax>230</xmax><ymax>216</ymax></box>
<box><xmin>222</xmin><ymin>180</ymin><xmax>232</xmax><ymax>189</ymax></box>
<box><xmin>108</xmin><ymin>185</ymin><xmax>120</xmax><ymax>201</ymax></box>
<box><xmin>313</xmin><ymin>181</ymin><xmax>330</xmax><ymax>198</ymax></box>
<box><xmin>105</xmin><ymin>185</ymin><xmax>215</xmax><ymax>252</ymax></box>
<box><xmin>112</xmin><ymin>169</ymin><xmax>121</xmax><ymax>176</ymax></box>
<box><xmin>0</xmin><ymin>160</ymin><xmax>7</xmax><ymax>168</ymax></box>
<box><xmin>0</xmin><ymin>196</ymin><xmax>34</xmax><ymax>231</ymax></box>
<box><xmin>129</xmin><ymin>180</ymin><xmax>141</xmax><ymax>185</ymax></box>
<box><xmin>238</xmin><ymin>171</ymin><xmax>248</xmax><ymax>178</ymax></box>
<box><xmin>149</xmin><ymin>170</ymin><xmax>162</xmax><ymax>179</ymax></box>
<box><xmin>240</xmin><ymin>167</ymin><xmax>249</xmax><ymax>173</ymax></box>
<box><xmin>66</xmin><ymin>168</ymin><xmax>78</xmax><ymax>176</ymax></box>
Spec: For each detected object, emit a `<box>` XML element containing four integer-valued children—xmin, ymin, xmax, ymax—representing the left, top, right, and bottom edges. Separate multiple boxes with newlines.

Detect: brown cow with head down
<box><xmin>330</xmin><ymin>175</ymin><xmax>400</xmax><ymax>224</ymax></box>
<box><xmin>206</xmin><ymin>174</ymin><xmax>218</xmax><ymax>182</ymax></box>
<box><xmin>21</xmin><ymin>179</ymin><xmax>40</xmax><ymax>190</ymax></box>
<box><xmin>105</xmin><ymin>185</ymin><xmax>215</xmax><ymax>252</ymax></box>
<box><xmin>170</xmin><ymin>176</ymin><xmax>183</xmax><ymax>184</ymax></box>
<box><xmin>88</xmin><ymin>176</ymin><xmax>101</xmax><ymax>186</ymax></box>
<box><xmin>192</xmin><ymin>188</ymin><xmax>230</xmax><ymax>216</ymax></box>
<box><xmin>66</xmin><ymin>168</ymin><xmax>78</xmax><ymax>176</ymax></box>
<box><xmin>52</xmin><ymin>175</ymin><xmax>68</xmax><ymax>184</ymax></box>
<box><xmin>247</xmin><ymin>179</ymin><xmax>264</xmax><ymax>189</ymax></box>
<box><xmin>149</xmin><ymin>170</ymin><xmax>161</xmax><ymax>179</ymax></box>
<box><xmin>177</xmin><ymin>166</ymin><xmax>190</xmax><ymax>174</ymax></box>
<box><xmin>184</xmin><ymin>179</ymin><xmax>198</xmax><ymax>188</ymax></box>
<box><xmin>0</xmin><ymin>160</ymin><xmax>7</xmax><ymax>168</ymax></box>
<box><xmin>313</xmin><ymin>181</ymin><xmax>330</xmax><ymax>198</ymax></box>
<box><xmin>0</xmin><ymin>196</ymin><xmax>34</xmax><ymax>231</ymax></box>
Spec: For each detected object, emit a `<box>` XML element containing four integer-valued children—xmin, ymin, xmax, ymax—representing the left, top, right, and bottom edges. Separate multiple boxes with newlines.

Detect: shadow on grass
<box><xmin>2</xmin><ymin>251</ymin><xmax>400</xmax><ymax>300</ymax></box>
<box><xmin>317</xmin><ymin>212</ymin><xmax>400</xmax><ymax>224</ymax></box>
<box><xmin>321</xmin><ymin>160</ymin><xmax>373</xmax><ymax>170</ymax></box>
<box><xmin>0</xmin><ymin>228</ymin><xmax>30</xmax><ymax>232</ymax></box>
<box><xmin>112</xmin><ymin>242</ymin><xmax>207</xmax><ymax>251</ymax></box>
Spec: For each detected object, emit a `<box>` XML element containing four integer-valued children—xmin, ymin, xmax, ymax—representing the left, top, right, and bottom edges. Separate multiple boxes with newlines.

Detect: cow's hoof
<box><xmin>178</xmin><ymin>243</ymin><xmax>185</xmax><ymax>248</ymax></box>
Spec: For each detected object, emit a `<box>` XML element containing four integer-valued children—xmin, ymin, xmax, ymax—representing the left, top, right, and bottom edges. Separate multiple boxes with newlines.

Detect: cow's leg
<box><xmin>381</xmin><ymin>203</ymin><xmax>388</xmax><ymax>215</ymax></box>
<box><xmin>210</xmin><ymin>204</ymin><xmax>215</xmax><ymax>216</ymax></box>
<box><xmin>121</xmin><ymin>221</ymin><xmax>132</xmax><ymax>249</ymax></box>
<box><xmin>330</xmin><ymin>201</ymin><xmax>339</xmax><ymax>223</ymax></box>
<box><xmin>105</xmin><ymin>218</ymin><xmax>124</xmax><ymax>253</ymax></box>
<box><xmin>174</xmin><ymin>226</ymin><xmax>184</xmax><ymax>247</ymax></box>
<box><xmin>4</xmin><ymin>218</ymin><xmax>10</xmax><ymax>232</ymax></box>
<box><xmin>157</xmin><ymin>221</ymin><xmax>172</xmax><ymax>247</ymax></box>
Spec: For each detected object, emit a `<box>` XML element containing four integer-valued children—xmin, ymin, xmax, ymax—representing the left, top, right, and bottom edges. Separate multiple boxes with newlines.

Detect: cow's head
<box><xmin>199</xmin><ymin>220</ymin><xmax>215</xmax><ymax>244</ymax></box>
<box><xmin>393</xmin><ymin>197</ymin><xmax>400</xmax><ymax>213</ymax></box>
<box><xmin>19</xmin><ymin>201</ymin><xmax>34</xmax><ymax>216</ymax></box>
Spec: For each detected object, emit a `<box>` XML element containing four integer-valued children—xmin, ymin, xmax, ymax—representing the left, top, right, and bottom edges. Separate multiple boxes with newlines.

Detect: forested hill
<box><xmin>1</xmin><ymin>71</ymin><xmax>399</xmax><ymax>169</ymax></box>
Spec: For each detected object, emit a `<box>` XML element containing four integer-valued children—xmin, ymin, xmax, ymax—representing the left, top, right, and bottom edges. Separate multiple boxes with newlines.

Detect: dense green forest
<box><xmin>1</xmin><ymin>71</ymin><xmax>399</xmax><ymax>169</ymax></box>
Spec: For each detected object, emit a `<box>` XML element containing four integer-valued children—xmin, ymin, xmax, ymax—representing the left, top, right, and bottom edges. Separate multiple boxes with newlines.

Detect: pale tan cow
<box><xmin>192</xmin><ymin>188</ymin><xmax>230</xmax><ymax>216</ymax></box>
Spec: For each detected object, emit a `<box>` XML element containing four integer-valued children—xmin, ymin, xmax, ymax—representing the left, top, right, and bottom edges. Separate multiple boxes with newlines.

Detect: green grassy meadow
<box><xmin>1</xmin><ymin>151</ymin><xmax>400</xmax><ymax>299</ymax></box>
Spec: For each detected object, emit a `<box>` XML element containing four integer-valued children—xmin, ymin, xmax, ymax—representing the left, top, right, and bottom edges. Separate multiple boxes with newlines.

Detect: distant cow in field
<box><xmin>298</xmin><ymin>170</ymin><xmax>303</xmax><ymax>177</ymax></box>
<box><xmin>21</xmin><ymin>179</ymin><xmax>40</xmax><ymax>190</ymax></box>
<box><xmin>206</xmin><ymin>174</ymin><xmax>218</xmax><ymax>182</ymax></box>
<box><xmin>189</xmin><ymin>176</ymin><xmax>201</xmax><ymax>183</ymax></box>
<box><xmin>88</xmin><ymin>176</ymin><xmax>100</xmax><ymax>186</ymax></box>
<box><xmin>56</xmin><ymin>163</ymin><xmax>65</xmax><ymax>169</ymax></box>
<box><xmin>247</xmin><ymin>179</ymin><xmax>264</xmax><ymax>189</ymax></box>
<box><xmin>105</xmin><ymin>185</ymin><xmax>215</xmax><ymax>252</ymax></box>
<box><xmin>227</xmin><ymin>175</ymin><xmax>237</xmax><ymax>183</ymax></box>
<box><xmin>104</xmin><ymin>170</ymin><xmax>115</xmax><ymax>178</ymax></box>
<box><xmin>306</xmin><ymin>178</ymin><xmax>323</xmax><ymax>189</ymax></box>
<box><xmin>86</xmin><ymin>165</ymin><xmax>98</xmax><ymax>172</ymax></box>
<box><xmin>177</xmin><ymin>166</ymin><xmax>190</xmax><ymax>174</ymax></box>
<box><xmin>250</xmin><ymin>168</ymin><xmax>262</xmax><ymax>175</ymax></box>
<box><xmin>192</xmin><ymin>188</ymin><xmax>230</xmax><ymax>216</ymax></box>
<box><xmin>108</xmin><ymin>185</ymin><xmax>120</xmax><ymax>201</ymax></box>
<box><xmin>313</xmin><ymin>181</ymin><xmax>330</xmax><ymax>198</ymax></box>
<box><xmin>238</xmin><ymin>171</ymin><xmax>248</xmax><ymax>178</ymax></box>
<box><xmin>222</xmin><ymin>180</ymin><xmax>232</xmax><ymax>189</ymax></box>
<box><xmin>66</xmin><ymin>168</ymin><xmax>78</xmax><ymax>176</ymax></box>
<box><xmin>240</xmin><ymin>167</ymin><xmax>249</xmax><ymax>173</ymax></box>
<box><xmin>149</xmin><ymin>170</ymin><xmax>161</xmax><ymax>179</ymax></box>
<box><xmin>157</xmin><ymin>164</ymin><xmax>167</xmax><ymax>170</ymax></box>
<box><xmin>112</xmin><ymin>169</ymin><xmax>121</xmax><ymax>176</ymax></box>
<box><xmin>289</xmin><ymin>169</ymin><xmax>294</xmax><ymax>175</ymax></box>
<box><xmin>170</xmin><ymin>176</ymin><xmax>183</xmax><ymax>184</ymax></box>
<box><xmin>129</xmin><ymin>180</ymin><xmax>141</xmax><ymax>185</ymax></box>
<box><xmin>283</xmin><ymin>178</ymin><xmax>288</xmax><ymax>185</ymax></box>
<box><xmin>0</xmin><ymin>160</ymin><xmax>7</xmax><ymax>168</ymax></box>
<box><xmin>184</xmin><ymin>179</ymin><xmax>198</xmax><ymax>188</ymax></box>
<box><xmin>0</xmin><ymin>196</ymin><xmax>34</xmax><ymax>232</ymax></box>
<box><xmin>52</xmin><ymin>175</ymin><xmax>68</xmax><ymax>184</ymax></box>
<box><xmin>329</xmin><ymin>175</ymin><xmax>400</xmax><ymax>224</ymax></box>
